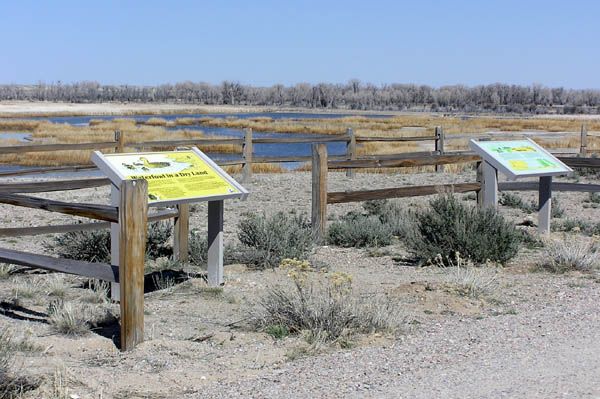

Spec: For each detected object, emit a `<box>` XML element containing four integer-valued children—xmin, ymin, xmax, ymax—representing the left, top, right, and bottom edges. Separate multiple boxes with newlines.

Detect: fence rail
<box><xmin>0</xmin><ymin>123</ymin><xmax>594</xmax><ymax>179</ymax></box>
<box><xmin>310</xmin><ymin>142</ymin><xmax>600</xmax><ymax>240</ymax></box>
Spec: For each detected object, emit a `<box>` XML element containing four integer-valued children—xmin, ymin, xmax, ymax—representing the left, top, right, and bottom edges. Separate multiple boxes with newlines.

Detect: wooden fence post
<box><xmin>346</xmin><ymin>128</ymin><xmax>356</xmax><ymax>178</ymax></box>
<box><xmin>580</xmin><ymin>124</ymin><xmax>588</xmax><ymax>157</ymax></box>
<box><xmin>311</xmin><ymin>144</ymin><xmax>327</xmax><ymax>243</ymax></box>
<box><xmin>207</xmin><ymin>200</ymin><xmax>224</xmax><ymax>286</ymax></box>
<box><xmin>242</xmin><ymin>128</ymin><xmax>253</xmax><ymax>182</ymax></box>
<box><xmin>435</xmin><ymin>126</ymin><xmax>445</xmax><ymax>172</ymax></box>
<box><xmin>119</xmin><ymin>179</ymin><xmax>148</xmax><ymax>351</ymax></box>
<box><xmin>173</xmin><ymin>204</ymin><xmax>189</xmax><ymax>262</ymax></box>
<box><xmin>115</xmin><ymin>130</ymin><xmax>125</xmax><ymax>153</ymax></box>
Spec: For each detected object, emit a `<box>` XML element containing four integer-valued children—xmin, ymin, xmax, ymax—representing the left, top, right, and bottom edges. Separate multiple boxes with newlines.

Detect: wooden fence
<box><xmin>0</xmin><ymin>123</ymin><xmax>593</xmax><ymax>181</ymax></box>
<box><xmin>310</xmin><ymin>143</ymin><xmax>600</xmax><ymax>241</ymax></box>
<box><xmin>0</xmin><ymin>178</ymin><xmax>168</xmax><ymax>350</ymax></box>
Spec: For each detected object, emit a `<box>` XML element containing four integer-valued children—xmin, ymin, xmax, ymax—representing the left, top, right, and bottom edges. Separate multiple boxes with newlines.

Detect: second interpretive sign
<box><xmin>469</xmin><ymin>138</ymin><xmax>572</xmax><ymax>180</ymax></box>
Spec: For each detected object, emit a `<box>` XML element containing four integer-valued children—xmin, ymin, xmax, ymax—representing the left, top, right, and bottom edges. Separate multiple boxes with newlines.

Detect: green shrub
<box><xmin>48</xmin><ymin>230</ymin><xmax>111</xmax><ymax>263</ymax></box>
<box><xmin>188</xmin><ymin>229</ymin><xmax>238</xmax><ymax>266</ymax></box>
<box><xmin>237</xmin><ymin>212</ymin><xmax>313</xmax><ymax>268</ymax></box>
<box><xmin>145</xmin><ymin>221</ymin><xmax>173</xmax><ymax>259</ymax></box>
<box><xmin>328</xmin><ymin>214</ymin><xmax>392</xmax><ymax>247</ymax></box>
<box><xmin>406</xmin><ymin>195</ymin><xmax>522</xmax><ymax>264</ymax></box>
<box><xmin>362</xmin><ymin>199</ymin><xmax>411</xmax><ymax>238</ymax></box>
<box><xmin>45</xmin><ymin>221</ymin><xmax>173</xmax><ymax>263</ymax></box>
<box><xmin>499</xmin><ymin>193</ymin><xmax>563</xmax><ymax>218</ymax></box>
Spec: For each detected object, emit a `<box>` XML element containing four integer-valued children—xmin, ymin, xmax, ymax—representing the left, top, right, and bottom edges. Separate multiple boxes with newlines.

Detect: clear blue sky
<box><xmin>1</xmin><ymin>0</ymin><xmax>599</xmax><ymax>89</ymax></box>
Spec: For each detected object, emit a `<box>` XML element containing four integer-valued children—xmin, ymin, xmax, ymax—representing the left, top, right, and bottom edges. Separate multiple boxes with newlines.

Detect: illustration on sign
<box><xmin>470</xmin><ymin>139</ymin><xmax>572</xmax><ymax>178</ymax></box>
<box><xmin>100</xmin><ymin>150</ymin><xmax>242</xmax><ymax>202</ymax></box>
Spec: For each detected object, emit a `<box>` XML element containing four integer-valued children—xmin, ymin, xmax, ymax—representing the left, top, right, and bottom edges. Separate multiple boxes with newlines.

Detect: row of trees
<box><xmin>1</xmin><ymin>80</ymin><xmax>599</xmax><ymax>114</ymax></box>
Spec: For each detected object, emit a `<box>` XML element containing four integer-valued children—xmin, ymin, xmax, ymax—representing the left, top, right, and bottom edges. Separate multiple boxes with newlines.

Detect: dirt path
<box><xmin>192</xmin><ymin>282</ymin><xmax>600</xmax><ymax>398</ymax></box>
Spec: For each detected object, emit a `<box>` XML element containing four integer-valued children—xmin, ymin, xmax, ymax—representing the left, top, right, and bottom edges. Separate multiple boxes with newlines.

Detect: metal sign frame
<box><xmin>92</xmin><ymin>147</ymin><xmax>249</xmax><ymax>207</ymax></box>
<box><xmin>469</xmin><ymin>138</ymin><xmax>572</xmax><ymax>181</ymax></box>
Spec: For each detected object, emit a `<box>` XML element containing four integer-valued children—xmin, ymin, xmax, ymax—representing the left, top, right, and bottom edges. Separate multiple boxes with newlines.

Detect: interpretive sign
<box><xmin>469</xmin><ymin>138</ymin><xmax>572</xmax><ymax>180</ymax></box>
<box><xmin>92</xmin><ymin>147</ymin><xmax>248</xmax><ymax>205</ymax></box>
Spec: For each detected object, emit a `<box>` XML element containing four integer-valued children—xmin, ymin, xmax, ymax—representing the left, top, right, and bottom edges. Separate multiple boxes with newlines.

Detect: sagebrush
<box><xmin>252</xmin><ymin>259</ymin><xmax>399</xmax><ymax>344</ymax></box>
<box><xmin>46</xmin><ymin>221</ymin><xmax>173</xmax><ymax>263</ymax></box>
<box><xmin>328</xmin><ymin>214</ymin><xmax>392</xmax><ymax>247</ymax></box>
<box><xmin>237</xmin><ymin>212</ymin><xmax>313</xmax><ymax>268</ymax></box>
<box><xmin>406</xmin><ymin>195</ymin><xmax>522</xmax><ymax>264</ymax></box>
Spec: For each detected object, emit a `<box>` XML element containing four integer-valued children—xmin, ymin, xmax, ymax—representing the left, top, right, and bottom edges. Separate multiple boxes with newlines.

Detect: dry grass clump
<box><xmin>252</xmin><ymin>259</ymin><xmax>399</xmax><ymax>345</ymax></box>
<box><xmin>536</xmin><ymin>239</ymin><xmax>600</xmax><ymax>273</ymax></box>
<box><xmin>47</xmin><ymin>301</ymin><xmax>92</xmax><ymax>336</ymax></box>
<box><xmin>224</xmin><ymin>163</ymin><xmax>286</xmax><ymax>174</ymax></box>
<box><xmin>143</xmin><ymin>117</ymin><xmax>173</xmax><ymax>127</ymax></box>
<box><xmin>0</xmin><ymin>328</ymin><xmax>38</xmax><ymax>398</ymax></box>
<box><xmin>47</xmin><ymin>299</ymin><xmax>114</xmax><ymax>336</ymax></box>
<box><xmin>174</xmin><ymin>117</ymin><xmax>200</xmax><ymax>125</ymax></box>
<box><xmin>435</xmin><ymin>253</ymin><xmax>499</xmax><ymax>298</ymax></box>
<box><xmin>0</xmin><ymin>264</ymin><xmax>17</xmax><ymax>279</ymax></box>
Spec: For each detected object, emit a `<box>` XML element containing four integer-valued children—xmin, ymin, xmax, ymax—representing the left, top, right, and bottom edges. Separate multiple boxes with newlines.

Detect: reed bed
<box><xmin>196</xmin><ymin>114</ymin><xmax>600</xmax><ymax>136</ymax></box>
<box><xmin>0</xmin><ymin>119</ymin><xmax>239</xmax><ymax>166</ymax></box>
<box><xmin>0</xmin><ymin>119</ymin><xmax>42</xmax><ymax>131</ymax></box>
<box><xmin>224</xmin><ymin>163</ymin><xmax>286</xmax><ymax>174</ymax></box>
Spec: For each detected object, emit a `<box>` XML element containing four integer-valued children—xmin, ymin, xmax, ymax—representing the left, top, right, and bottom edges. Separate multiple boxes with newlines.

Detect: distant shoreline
<box><xmin>0</xmin><ymin>101</ymin><xmax>400</xmax><ymax>118</ymax></box>
<box><xmin>1</xmin><ymin>101</ymin><xmax>600</xmax><ymax>120</ymax></box>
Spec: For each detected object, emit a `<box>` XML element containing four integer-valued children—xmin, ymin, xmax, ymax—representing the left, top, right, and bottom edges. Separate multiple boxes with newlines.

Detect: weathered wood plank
<box><xmin>435</xmin><ymin>126</ymin><xmax>445</xmax><ymax>172</ymax></box>
<box><xmin>135</xmin><ymin>138</ymin><xmax>243</xmax><ymax>148</ymax></box>
<box><xmin>346</xmin><ymin>128</ymin><xmax>356</xmax><ymax>178</ymax></box>
<box><xmin>215</xmin><ymin>158</ymin><xmax>245</xmax><ymax>166</ymax></box>
<box><xmin>119</xmin><ymin>179</ymin><xmax>148</xmax><ymax>351</ymax></box>
<box><xmin>242</xmin><ymin>128</ymin><xmax>253</xmax><ymax>182</ymax></box>
<box><xmin>559</xmin><ymin>156</ymin><xmax>600</xmax><ymax>169</ymax></box>
<box><xmin>253</xmin><ymin>134</ymin><xmax>349</xmax><ymax>144</ymax></box>
<box><xmin>0</xmin><ymin>193</ymin><xmax>118</xmax><ymax>222</ymax></box>
<box><xmin>0</xmin><ymin>178</ymin><xmax>110</xmax><ymax>194</ymax></box>
<box><xmin>356</xmin><ymin>135</ymin><xmax>437</xmax><ymax>142</ymax></box>
<box><xmin>499</xmin><ymin>182</ymin><xmax>600</xmax><ymax>192</ymax></box>
<box><xmin>580</xmin><ymin>124</ymin><xmax>588</xmax><ymax>156</ymax></box>
<box><xmin>0</xmin><ymin>165</ymin><xmax>98</xmax><ymax>177</ymax></box>
<box><xmin>0</xmin><ymin>247</ymin><xmax>118</xmax><ymax>282</ymax></box>
<box><xmin>0</xmin><ymin>209</ymin><xmax>177</xmax><ymax>237</ymax></box>
<box><xmin>0</xmin><ymin>141</ymin><xmax>117</xmax><ymax>154</ymax></box>
<box><xmin>328</xmin><ymin>154</ymin><xmax>481</xmax><ymax>169</ymax></box>
<box><xmin>252</xmin><ymin>155</ymin><xmax>346</xmax><ymax>164</ymax></box>
<box><xmin>327</xmin><ymin>183</ymin><xmax>481</xmax><ymax>204</ymax></box>
<box><xmin>311</xmin><ymin>144</ymin><xmax>327</xmax><ymax>242</ymax></box>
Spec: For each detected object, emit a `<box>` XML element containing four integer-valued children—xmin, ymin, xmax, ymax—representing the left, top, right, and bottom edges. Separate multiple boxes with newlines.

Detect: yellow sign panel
<box><xmin>102</xmin><ymin>150</ymin><xmax>242</xmax><ymax>203</ymax></box>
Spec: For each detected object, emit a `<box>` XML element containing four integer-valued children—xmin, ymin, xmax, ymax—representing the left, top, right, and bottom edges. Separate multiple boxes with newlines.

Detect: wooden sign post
<box><xmin>92</xmin><ymin>147</ymin><xmax>248</xmax><ymax>350</ymax></box>
<box><xmin>470</xmin><ymin>138</ymin><xmax>572</xmax><ymax>234</ymax></box>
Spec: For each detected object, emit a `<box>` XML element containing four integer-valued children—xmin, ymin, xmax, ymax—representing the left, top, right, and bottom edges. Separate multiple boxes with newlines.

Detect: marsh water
<box><xmin>2</xmin><ymin>112</ymin><xmax>393</xmax><ymax>176</ymax></box>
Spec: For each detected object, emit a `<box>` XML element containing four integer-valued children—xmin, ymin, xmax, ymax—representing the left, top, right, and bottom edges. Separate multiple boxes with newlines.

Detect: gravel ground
<box><xmin>193</xmin><ymin>280</ymin><xmax>600</xmax><ymax>399</ymax></box>
<box><xmin>1</xmin><ymin>169</ymin><xmax>600</xmax><ymax>398</ymax></box>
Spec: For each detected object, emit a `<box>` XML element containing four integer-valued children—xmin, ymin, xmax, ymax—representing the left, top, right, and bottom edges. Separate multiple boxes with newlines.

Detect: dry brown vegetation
<box><xmin>197</xmin><ymin>114</ymin><xmax>600</xmax><ymax>136</ymax></box>
<box><xmin>0</xmin><ymin>119</ymin><xmax>241</xmax><ymax>166</ymax></box>
<box><xmin>0</xmin><ymin>113</ymin><xmax>598</xmax><ymax>168</ymax></box>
